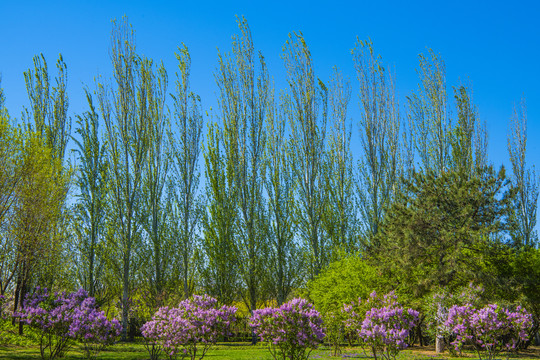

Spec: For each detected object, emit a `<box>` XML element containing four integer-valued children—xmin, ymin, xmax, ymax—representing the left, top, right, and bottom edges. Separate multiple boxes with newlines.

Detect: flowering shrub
<box><xmin>359</xmin><ymin>291</ymin><xmax>419</xmax><ymax>360</ymax></box>
<box><xmin>18</xmin><ymin>288</ymin><xmax>121</xmax><ymax>360</ymax></box>
<box><xmin>445</xmin><ymin>304</ymin><xmax>532</xmax><ymax>360</ymax></box>
<box><xmin>141</xmin><ymin>294</ymin><xmax>237</xmax><ymax>360</ymax></box>
<box><xmin>250</xmin><ymin>298</ymin><xmax>325</xmax><ymax>360</ymax></box>
<box><xmin>70</xmin><ymin>296</ymin><xmax>122</xmax><ymax>360</ymax></box>
<box><xmin>425</xmin><ymin>283</ymin><xmax>484</xmax><ymax>353</ymax></box>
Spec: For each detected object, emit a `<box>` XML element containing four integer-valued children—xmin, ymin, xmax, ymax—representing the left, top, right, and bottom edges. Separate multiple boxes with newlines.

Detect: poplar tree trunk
<box><xmin>122</xmin><ymin>252</ymin><xmax>130</xmax><ymax>340</ymax></box>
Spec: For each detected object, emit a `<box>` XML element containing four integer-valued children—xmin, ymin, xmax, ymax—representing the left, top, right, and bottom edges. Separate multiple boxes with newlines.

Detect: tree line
<box><xmin>0</xmin><ymin>16</ymin><xmax>537</xmax><ymax>341</ymax></box>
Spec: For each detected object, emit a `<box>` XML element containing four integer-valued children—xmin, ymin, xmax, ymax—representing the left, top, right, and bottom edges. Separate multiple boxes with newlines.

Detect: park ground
<box><xmin>1</xmin><ymin>344</ymin><xmax>540</xmax><ymax>360</ymax></box>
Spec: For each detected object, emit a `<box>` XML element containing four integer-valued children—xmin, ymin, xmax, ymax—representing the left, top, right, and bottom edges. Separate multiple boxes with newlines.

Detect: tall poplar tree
<box><xmin>407</xmin><ymin>50</ymin><xmax>452</xmax><ymax>175</ymax></box>
<box><xmin>215</xmin><ymin>19</ymin><xmax>269</xmax><ymax>329</ymax></box>
<box><xmin>23</xmin><ymin>54</ymin><xmax>71</xmax><ymax>161</ymax></box>
<box><xmin>353</xmin><ymin>39</ymin><xmax>401</xmax><ymax>250</ymax></box>
<box><xmin>202</xmin><ymin>122</ymin><xmax>239</xmax><ymax>305</ymax></box>
<box><xmin>283</xmin><ymin>32</ymin><xmax>328</xmax><ymax>277</ymax></box>
<box><xmin>169</xmin><ymin>45</ymin><xmax>204</xmax><ymax>299</ymax></box>
<box><xmin>451</xmin><ymin>84</ymin><xmax>488</xmax><ymax>176</ymax></box>
<box><xmin>264</xmin><ymin>91</ymin><xmax>302</xmax><ymax>305</ymax></box>
<box><xmin>97</xmin><ymin>17</ymin><xmax>160</xmax><ymax>339</ymax></box>
<box><xmin>72</xmin><ymin>91</ymin><xmax>109</xmax><ymax>298</ymax></box>
<box><xmin>507</xmin><ymin>98</ymin><xmax>538</xmax><ymax>248</ymax></box>
<box><xmin>140</xmin><ymin>61</ymin><xmax>169</xmax><ymax>302</ymax></box>
<box><xmin>323</xmin><ymin>67</ymin><xmax>356</xmax><ymax>255</ymax></box>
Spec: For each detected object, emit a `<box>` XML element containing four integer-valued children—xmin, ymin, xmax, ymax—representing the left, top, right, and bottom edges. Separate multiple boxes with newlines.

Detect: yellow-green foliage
<box><xmin>307</xmin><ymin>255</ymin><xmax>382</xmax><ymax>314</ymax></box>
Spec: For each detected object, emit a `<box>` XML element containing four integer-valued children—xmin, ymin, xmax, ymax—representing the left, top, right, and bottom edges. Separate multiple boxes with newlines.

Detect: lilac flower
<box><xmin>17</xmin><ymin>287</ymin><xmax>121</xmax><ymax>360</ymax></box>
<box><xmin>445</xmin><ymin>303</ymin><xmax>532</xmax><ymax>360</ymax></box>
<box><xmin>250</xmin><ymin>298</ymin><xmax>325</xmax><ymax>360</ymax></box>
<box><xmin>357</xmin><ymin>291</ymin><xmax>419</xmax><ymax>360</ymax></box>
<box><xmin>141</xmin><ymin>294</ymin><xmax>237</xmax><ymax>360</ymax></box>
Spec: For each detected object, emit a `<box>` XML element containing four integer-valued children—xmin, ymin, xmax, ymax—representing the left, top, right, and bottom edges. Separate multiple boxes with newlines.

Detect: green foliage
<box><xmin>0</xmin><ymin>76</ymin><xmax>7</xmax><ymax>118</ymax></box>
<box><xmin>0</xmin><ymin>318</ymin><xmax>41</xmax><ymax>347</ymax></box>
<box><xmin>451</xmin><ymin>85</ymin><xmax>488</xmax><ymax>175</ymax></box>
<box><xmin>1</xmin><ymin>111</ymin><xmax>71</xmax><ymax>312</ymax></box>
<box><xmin>354</xmin><ymin>39</ymin><xmax>401</xmax><ymax>249</ymax></box>
<box><xmin>0</xmin><ymin>116</ymin><xmax>22</xmax><ymax>294</ymax></box>
<box><xmin>322</xmin><ymin>310</ymin><xmax>345</xmax><ymax>357</ymax></box>
<box><xmin>481</xmin><ymin>245</ymin><xmax>540</xmax><ymax>345</ymax></box>
<box><xmin>96</xmin><ymin>16</ymin><xmax>166</xmax><ymax>339</ymax></box>
<box><xmin>215</xmin><ymin>16</ymin><xmax>270</xmax><ymax>318</ymax></box>
<box><xmin>283</xmin><ymin>32</ymin><xmax>329</xmax><ymax>278</ymax></box>
<box><xmin>375</xmin><ymin>166</ymin><xmax>513</xmax><ymax>308</ymax></box>
<box><xmin>23</xmin><ymin>53</ymin><xmax>71</xmax><ymax>162</ymax></box>
<box><xmin>7</xmin><ymin>51</ymin><xmax>73</xmax><ymax>314</ymax></box>
<box><xmin>139</xmin><ymin>56</ymin><xmax>170</xmax><ymax>302</ymax></box>
<box><xmin>323</xmin><ymin>67</ymin><xmax>357</xmax><ymax>256</ymax></box>
<box><xmin>169</xmin><ymin>44</ymin><xmax>204</xmax><ymax>300</ymax></box>
<box><xmin>202</xmin><ymin>122</ymin><xmax>240</xmax><ymax>305</ymax></box>
<box><xmin>1</xmin><ymin>19</ymin><xmax>539</xmax><ymax>353</ymax></box>
<box><xmin>11</xmin><ymin>130</ymin><xmax>69</xmax><ymax>313</ymax></box>
<box><xmin>507</xmin><ymin>98</ymin><xmax>538</xmax><ymax>248</ymax></box>
<box><xmin>264</xmin><ymin>89</ymin><xmax>302</xmax><ymax>306</ymax></box>
<box><xmin>71</xmin><ymin>90</ymin><xmax>109</xmax><ymax>299</ymax></box>
<box><xmin>407</xmin><ymin>50</ymin><xmax>451</xmax><ymax>175</ymax></box>
<box><xmin>307</xmin><ymin>255</ymin><xmax>381</xmax><ymax>314</ymax></box>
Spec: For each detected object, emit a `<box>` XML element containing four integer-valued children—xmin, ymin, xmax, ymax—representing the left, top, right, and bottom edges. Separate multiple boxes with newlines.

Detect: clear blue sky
<box><xmin>1</xmin><ymin>0</ymin><xmax>539</xmax><ymax>175</ymax></box>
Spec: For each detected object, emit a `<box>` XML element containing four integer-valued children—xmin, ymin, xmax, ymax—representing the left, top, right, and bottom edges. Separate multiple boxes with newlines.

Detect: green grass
<box><xmin>0</xmin><ymin>344</ymin><xmax>539</xmax><ymax>360</ymax></box>
<box><xmin>0</xmin><ymin>319</ymin><xmax>41</xmax><ymax>347</ymax></box>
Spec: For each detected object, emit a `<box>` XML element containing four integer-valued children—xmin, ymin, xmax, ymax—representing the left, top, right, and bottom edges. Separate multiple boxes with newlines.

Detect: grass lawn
<box><xmin>1</xmin><ymin>343</ymin><xmax>540</xmax><ymax>360</ymax></box>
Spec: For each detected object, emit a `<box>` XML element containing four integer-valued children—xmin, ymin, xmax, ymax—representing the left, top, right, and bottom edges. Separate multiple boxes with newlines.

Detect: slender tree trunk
<box><xmin>183</xmin><ymin>209</ymin><xmax>190</xmax><ymax>299</ymax></box>
<box><xmin>12</xmin><ymin>274</ymin><xmax>21</xmax><ymax>326</ymax></box>
<box><xmin>154</xmin><ymin>226</ymin><xmax>162</xmax><ymax>302</ymax></box>
<box><xmin>122</xmin><ymin>251</ymin><xmax>130</xmax><ymax>340</ymax></box>
<box><xmin>89</xmin><ymin>235</ymin><xmax>95</xmax><ymax>297</ymax></box>
<box><xmin>18</xmin><ymin>276</ymin><xmax>27</xmax><ymax>335</ymax></box>
<box><xmin>183</xmin><ymin>252</ymin><xmax>189</xmax><ymax>299</ymax></box>
<box><xmin>277</xmin><ymin>243</ymin><xmax>284</xmax><ymax>305</ymax></box>
<box><xmin>417</xmin><ymin>325</ymin><xmax>424</xmax><ymax>346</ymax></box>
<box><xmin>250</xmin><ymin>284</ymin><xmax>257</xmax><ymax>345</ymax></box>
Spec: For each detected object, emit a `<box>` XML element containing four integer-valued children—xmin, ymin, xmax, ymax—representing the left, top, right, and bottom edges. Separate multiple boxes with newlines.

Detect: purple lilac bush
<box><xmin>250</xmin><ymin>298</ymin><xmax>325</xmax><ymax>360</ymax></box>
<box><xmin>141</xmin><ymin>294</ymin><xmax>237</xmax><ymax>360</ymax></box>
<box><xmin>425</xmin><ymin>284</ymin><xmax>484</xmax><ymax>354</ymax></box>
<box><xmin>359</xmin><ymin>291</ymin><xmax>419</xmax><ymax>360</ymax></box>
<box><xmin>70</xmin><ymin>296</ymin><xmax>122</xmax><ymax>360</ymax></box>
<box><xmin>18</xmin><ymin>287</ymin><xmax>121</xmax><ymax>360</ymax></box>
<box><xmin>445</xmin><ymin>304</ymin><xmax>532</xmax><ymax>360</ymax></box>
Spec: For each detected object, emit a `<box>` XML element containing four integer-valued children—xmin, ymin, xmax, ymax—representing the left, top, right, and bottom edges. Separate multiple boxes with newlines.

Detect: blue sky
<box><xmin>1</xmin><ymin>0</ymin><xmax>539</xmax><ymax>175</ymax></box>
